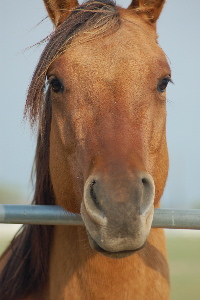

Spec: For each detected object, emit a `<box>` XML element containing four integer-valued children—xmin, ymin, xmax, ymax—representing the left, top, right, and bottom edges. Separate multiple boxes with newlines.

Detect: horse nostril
<box><xmin>140</xmin><ymin>173</ymin><xmax>155</xmax><ymax>214</ymax></box>
<box><xmin>90</xmin><ymin>180</ymin><xmax>101</xmax><ymax>209</ymax></box>
<box><xmin>84</xmin><ymin>176</ymin><xmax>107</xmax><ymax>226</ymax></box>
<box><xmin>142</xmin><ymin>178</ymin><xmax>148</xmax><ymax>185</ymax></box>
<box><xmin>141</xmin><ymin>175</ymin><xmax>153</xmax><ymax>192</ymax></box>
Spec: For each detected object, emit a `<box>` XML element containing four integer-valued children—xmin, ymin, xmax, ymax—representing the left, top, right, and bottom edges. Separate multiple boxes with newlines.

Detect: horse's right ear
<box><xmin>43</xmin><ymin>0</ymin><xmax>79</xmax><ymax>26</ymax></box>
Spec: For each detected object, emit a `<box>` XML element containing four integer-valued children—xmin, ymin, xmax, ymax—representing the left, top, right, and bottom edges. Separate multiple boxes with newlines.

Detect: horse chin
<box><xmin>87</xmin><ymin>232</ymin><xmax>146</xmax><ymax>259</ymax></box>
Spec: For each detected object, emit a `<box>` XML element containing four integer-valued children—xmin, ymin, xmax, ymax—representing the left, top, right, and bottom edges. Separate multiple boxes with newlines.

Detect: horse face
<box><xmin>48</xmin><ymin>9</ymin><xmax>170</xmax><ymax>257</ymax></box>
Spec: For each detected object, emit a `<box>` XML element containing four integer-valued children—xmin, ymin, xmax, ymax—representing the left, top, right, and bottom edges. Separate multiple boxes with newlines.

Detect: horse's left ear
<box><xmin>43</xmin><ymin>0</ymin><xmax>79</xmax><ymax>27</ymax></box>
<box><xmin>128</xmin><ymin>0</ymin><xmax>165</xmax><ymax>23</ymax></box>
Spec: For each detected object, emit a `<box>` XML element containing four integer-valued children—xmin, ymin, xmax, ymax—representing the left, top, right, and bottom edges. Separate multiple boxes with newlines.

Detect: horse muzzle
<box><xmin>81</xmin><ymin>170</ymin><xmax>155</xmax><ymax>258</ymax></box>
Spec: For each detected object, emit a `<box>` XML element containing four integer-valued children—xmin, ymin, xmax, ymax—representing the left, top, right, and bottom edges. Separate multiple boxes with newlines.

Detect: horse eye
<box><xmin>157</xmin><ymin>77</ymin><xmax>171</xmax><ymax>93</ymax></box>
<box><xmin>49</xmin><ymin>78</ymin><xmax>63</xmax><ymax>93</ymax></box>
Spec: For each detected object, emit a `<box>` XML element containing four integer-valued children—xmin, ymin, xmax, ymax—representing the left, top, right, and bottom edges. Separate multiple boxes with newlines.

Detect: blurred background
<box><xmin>0</xmin><ymin>1</ymin><xmax>200</xmax><ymax>299</ymax></box>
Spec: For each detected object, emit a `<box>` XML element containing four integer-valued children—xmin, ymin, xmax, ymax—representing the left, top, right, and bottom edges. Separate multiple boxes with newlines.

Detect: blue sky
<box><xmin>1</xmin><ymin>0</ymin><xmax>200</xmax><ymax>208</ymax></box>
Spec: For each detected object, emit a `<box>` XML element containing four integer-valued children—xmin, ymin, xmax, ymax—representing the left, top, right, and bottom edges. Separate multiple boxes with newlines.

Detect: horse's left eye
<box><xmin>157</xmin><ymin>77</ymin><xmax>171</xmax><ymax>93</ymax></box>
<box><xmin>49</xmin><ymin>78</ymin><xmax>64</xmax><ymax>93</ymax></box>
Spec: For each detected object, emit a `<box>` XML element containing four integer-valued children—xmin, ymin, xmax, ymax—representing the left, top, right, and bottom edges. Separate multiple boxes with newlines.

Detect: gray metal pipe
<box><xmin>0</xmin><ymin>205</ymin><xmax>83</xmax><ymax>226</ymax></box>
<box><xmin>0</xmin><ymin>205</ymin><xmax>200</xmax><ymax>229</ymax></box>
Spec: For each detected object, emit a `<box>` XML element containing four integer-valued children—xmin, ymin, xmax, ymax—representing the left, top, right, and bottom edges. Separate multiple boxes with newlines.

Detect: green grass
<box><xmin>0</xmin><ymin>225</ymin><xmax>21</xmax><ymax>256</ymax></box>
<box><xmin>166</xmin><ymin>232</ymin><xmax>200</xmax><ymax>300</ymax></box>
<box><xmin>0</xmin><ymin>230</ymin><xmax>200</xmax><ymax>299</ymax></box>
<box><xmin>0</xmin><ymin>235</ymin><xmax>11</xmax><ymax>255</ymax></box>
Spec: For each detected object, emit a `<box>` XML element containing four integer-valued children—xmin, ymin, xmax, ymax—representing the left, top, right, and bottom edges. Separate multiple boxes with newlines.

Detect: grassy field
<box><xmin>165</xmin><ymin>230</ymin><xmax>200</xmax><ymax>300</ymax></box>
<box><xmin>0</xmin><ymin>227</ymin><xmax>199</xmax><ymax>299</ymax></box>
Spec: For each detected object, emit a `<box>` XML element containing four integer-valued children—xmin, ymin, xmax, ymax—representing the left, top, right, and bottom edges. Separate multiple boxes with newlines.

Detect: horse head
<box><xmin>27</xmin><ymin>0</ymin><xmax>170</xmax><ymax>258</ymax></box>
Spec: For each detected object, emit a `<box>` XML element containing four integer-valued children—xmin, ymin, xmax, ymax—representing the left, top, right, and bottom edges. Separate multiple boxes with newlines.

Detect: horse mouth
<box><xmin>87</xmin><ymin>232</ymin><xmax>146</xmax><ymax>259</ymax></box>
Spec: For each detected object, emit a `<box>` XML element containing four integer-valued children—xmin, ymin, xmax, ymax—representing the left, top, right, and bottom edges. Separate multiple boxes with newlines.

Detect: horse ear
<box><xmin>128</xmin><ymin>0</ymin><xmax>165</xmax><ymax>23</ymax></box>
<box><xmin>43</xmin><ymin>0</ymin><xmax>79</xmax><ymax>26</ymax></box>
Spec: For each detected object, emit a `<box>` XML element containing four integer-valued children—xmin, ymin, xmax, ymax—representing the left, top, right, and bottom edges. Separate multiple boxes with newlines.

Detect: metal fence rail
<box><xmin>0</xmin><ymin>205</ymin><xmax>200</xmax><ymax>229</ymax></box>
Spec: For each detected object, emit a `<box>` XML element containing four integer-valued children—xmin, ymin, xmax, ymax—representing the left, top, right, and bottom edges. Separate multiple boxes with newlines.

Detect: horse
<box><xmin>0</xmin><ymin>0</ymin><xmax>171</xmax><ymax>299</ymax></box>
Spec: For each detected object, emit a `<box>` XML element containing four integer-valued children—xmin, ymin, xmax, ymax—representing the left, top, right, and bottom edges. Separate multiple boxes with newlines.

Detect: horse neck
<box><xmin>45</xmin><ymin>225</ymin><xmax>169</xmax><ymax>300</ymax></box>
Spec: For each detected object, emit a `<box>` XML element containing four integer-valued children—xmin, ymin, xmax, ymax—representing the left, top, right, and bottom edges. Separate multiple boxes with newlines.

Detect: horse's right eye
<box><xmin>49</xmin><ymin>78</ymin><xmax>64</xmax><ymax>93</ymax></box>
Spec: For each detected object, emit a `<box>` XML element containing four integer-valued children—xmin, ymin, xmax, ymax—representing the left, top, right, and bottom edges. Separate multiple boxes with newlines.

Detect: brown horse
<box><xmin>0</xmin><ymin>0</ymin><xmax>171</xmax><ymax>299</ymax></box>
